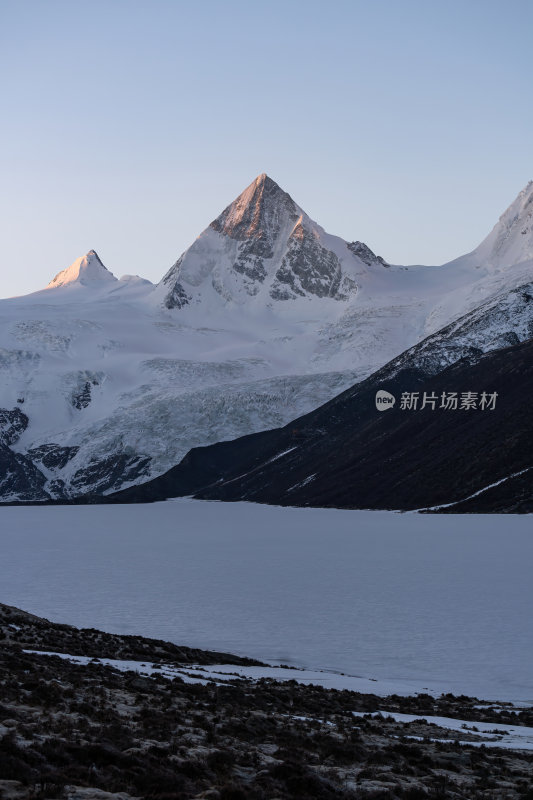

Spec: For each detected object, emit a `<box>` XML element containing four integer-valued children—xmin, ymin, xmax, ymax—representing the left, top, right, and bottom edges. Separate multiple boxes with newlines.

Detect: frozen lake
<box><xmin>1</xmin><ymin>500</ymin><xmax>532</xmax><ymax>703</ymax></box>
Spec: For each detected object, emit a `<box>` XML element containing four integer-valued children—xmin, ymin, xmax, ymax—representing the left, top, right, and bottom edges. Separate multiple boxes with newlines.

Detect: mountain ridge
<box><xmin>1</xmin><ymin>176</ymin><xmax>533</xmax><ymax>502</ymax></box>
<box><xmin>18</xmin><ymin>174</ymin><xmax>533</xmax><ymax>302</ymax></box>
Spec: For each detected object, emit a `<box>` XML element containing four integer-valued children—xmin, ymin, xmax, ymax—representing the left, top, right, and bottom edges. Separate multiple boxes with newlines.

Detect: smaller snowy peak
<box><xmin>452</xmin><ymin>180</ymin><xmax>533</xmax><ymax>270</ymax></box>
<box><xmin>46</xmin><ymin>250</ymin><xmax>117</xmax><ymax>289</ymax></box>
<box><xmin>118</xmin><ymin>274</ymin><xmax>153</xmax><ymax>285</ymax></box>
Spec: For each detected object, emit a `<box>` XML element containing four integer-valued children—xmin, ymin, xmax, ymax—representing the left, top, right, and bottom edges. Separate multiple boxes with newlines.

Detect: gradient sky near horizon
<box><xmin>1</xmin><ymin>0</ymin><xmax>532</xmax><ymax>298</ymax></box>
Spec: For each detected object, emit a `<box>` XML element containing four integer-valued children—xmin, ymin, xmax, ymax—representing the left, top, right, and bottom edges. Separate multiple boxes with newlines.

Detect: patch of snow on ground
<box><xmin>23</xmin><ymin>650</ymin><xmax>533</xmax><ymax>751</ymax></box>
<box><xmin>352</xmin><ymin>711</ymin><xmax>533</xmax><ymax>751</ymax></box>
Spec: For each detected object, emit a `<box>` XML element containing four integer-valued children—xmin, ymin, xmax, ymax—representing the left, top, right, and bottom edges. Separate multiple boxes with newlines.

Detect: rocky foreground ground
<box><xmin>1</xmin><ymin>603</ymin><xmax>533</xmax><ymax>800</ymax></box>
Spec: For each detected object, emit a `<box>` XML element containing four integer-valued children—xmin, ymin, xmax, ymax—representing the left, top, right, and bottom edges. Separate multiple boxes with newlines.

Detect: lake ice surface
<box><xmin>1</xmin><ymin>499</ymin><xmax>532</xmax><ymax>703</ymax></box>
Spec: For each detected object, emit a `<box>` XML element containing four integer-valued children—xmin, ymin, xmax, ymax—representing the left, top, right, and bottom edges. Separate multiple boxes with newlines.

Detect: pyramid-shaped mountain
<box><xmin>154</xmin><ymin>173</ymin><xmax>386</xmax><ymax>310</ymax></box>
<box><xmin>46</xmin><ymin>250</ymin><xmax>117</xmax><ymax>289</ymax></box>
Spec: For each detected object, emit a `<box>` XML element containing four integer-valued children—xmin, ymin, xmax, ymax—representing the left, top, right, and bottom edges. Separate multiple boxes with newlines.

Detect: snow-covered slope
<box><xmin>446</xmin><ymin>180</ymin><xmax>533</xmax><ymax>271</ymax></box>
<box><xmin>381</xmin><ymin>279</ymin><xmax>533</xmax><ymax>380</ymax></box>
<box><xmin>0</xmin><ymin>175</ymin><xmax>532</xmax><ymax>501</ymax></box>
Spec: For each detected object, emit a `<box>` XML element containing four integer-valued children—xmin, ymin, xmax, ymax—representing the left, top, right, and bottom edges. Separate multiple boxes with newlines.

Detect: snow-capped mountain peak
<box><xmin>46</xmin><ymin>250</ymin><xmax>117</xmax><ymax>289</ymax></box>
<box><xmin>154</xmin><ymin>174</ymin><xmax>364</xmax><ymax>310</ymax></box>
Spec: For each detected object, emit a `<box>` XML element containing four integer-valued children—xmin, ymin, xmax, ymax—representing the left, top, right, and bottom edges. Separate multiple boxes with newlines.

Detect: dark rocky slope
<box><xmin>107</xmin><ymin>337</ymin><xmax>533</xmax><ymax>512</ymax></box>
<box><xmin>0</xmin><ymin>603</ymin><xmax>263</xmax><ymax>667</ymax></box>
<box><xmin>2</xmin><ymin>604</ymin><xmax>533</xmax><ymax>799</ymax></box>
<box><xmin>0</xmin><ymin>409</ymin><xmax>50</xmax><ymax>501</ymax></box>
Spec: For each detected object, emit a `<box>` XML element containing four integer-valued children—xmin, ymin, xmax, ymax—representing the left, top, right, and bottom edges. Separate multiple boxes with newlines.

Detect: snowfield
<box><xmin>1</xmin><ymin>499</ymin><xmax>532</xmax><ymax>705</ymax></box>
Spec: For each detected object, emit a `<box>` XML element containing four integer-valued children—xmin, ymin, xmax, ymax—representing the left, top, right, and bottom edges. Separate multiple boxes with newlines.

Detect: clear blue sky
<box><xmin>1</xmin><ymin>0</ymin><xmax>532</xmax><ymax>297</ymax></box>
